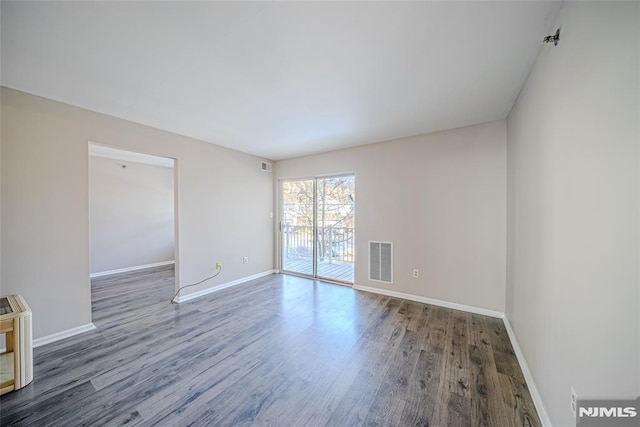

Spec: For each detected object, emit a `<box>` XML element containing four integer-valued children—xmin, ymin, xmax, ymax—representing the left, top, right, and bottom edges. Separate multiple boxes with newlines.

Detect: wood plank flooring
<box><xmin>0</xmin><ymin>266</ymin><xmax>540</xmax><ymax>426</ymax></box>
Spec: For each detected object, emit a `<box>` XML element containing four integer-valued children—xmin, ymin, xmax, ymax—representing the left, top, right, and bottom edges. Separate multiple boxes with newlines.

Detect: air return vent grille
<box><xmin>261</xmin><ymin>161</ymin><xmax>272</xmax><ymax>172</ymax></box>
<box><xmin>369</xmin><ymin>241</ymin><xmax>393</xmax><ymax>283</ymax></box>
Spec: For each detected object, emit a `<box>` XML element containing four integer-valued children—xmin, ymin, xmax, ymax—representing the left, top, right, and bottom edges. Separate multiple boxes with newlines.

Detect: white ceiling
<box><xmin>1</xmin><ymin>1</ymin><xmax>561</xmax><ymax>160</ymax></box>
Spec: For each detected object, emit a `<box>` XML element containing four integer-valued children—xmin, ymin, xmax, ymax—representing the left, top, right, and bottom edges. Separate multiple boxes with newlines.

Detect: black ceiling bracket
<box><xmin>543</xmin><ymin>28</ymin><xmax>560</xmax><ymax>46</ymax></box>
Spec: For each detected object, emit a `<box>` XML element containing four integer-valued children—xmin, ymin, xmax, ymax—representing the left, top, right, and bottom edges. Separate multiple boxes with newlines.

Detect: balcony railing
<box><xmin>282</xmin><ymin>224</ymin><xmax>354</xmax><ymax>264</ymax></box>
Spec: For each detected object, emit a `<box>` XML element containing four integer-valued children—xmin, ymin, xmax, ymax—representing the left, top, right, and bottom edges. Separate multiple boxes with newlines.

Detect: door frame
<box><xmin>87</xmin><ymin>142</ymin><xmax>180</xmax><ymax>316</ymax></box>
<box><xmin>278</xmin><ymin>173</ymin><xmax>355</xmax><ymax>285</ymax></box>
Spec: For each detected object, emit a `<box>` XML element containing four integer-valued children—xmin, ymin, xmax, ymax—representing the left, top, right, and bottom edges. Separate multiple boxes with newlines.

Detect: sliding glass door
<box><xmin>281</xmin><ymin>179</ymin><xmax>315</xmax><ymax>276</ymax></box>
<box><xmin>280</xmin><ymin>175</ymin><xmax>355</xmax><ymax>284</ymax></box>
<box><xmin>315</xmin><ymin>176</ymin><xmax>355</xmax><ymax>282</ymax></box>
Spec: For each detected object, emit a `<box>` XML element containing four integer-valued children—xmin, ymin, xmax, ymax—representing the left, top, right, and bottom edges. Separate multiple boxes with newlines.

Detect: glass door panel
<box><xmin>316</xmin><ymin>175</ymin><xmax>355</xmax><ymax>283</ymax></box>
<box><xmin>281</xmin><ymin>179</ymin><xmax>315</xmax><ymax>276</ymax></box>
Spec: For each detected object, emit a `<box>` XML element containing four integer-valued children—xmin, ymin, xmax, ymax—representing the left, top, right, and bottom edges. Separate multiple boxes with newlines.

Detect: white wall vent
<box><xmin>369</xmin><ymin>241</ymin><xmax>393</xmax><ymax>283</ymax></box>
<box><xmin>261</xmin><ymin>161</ymin><xmax>272</xmax><ymax>172</ymax></box>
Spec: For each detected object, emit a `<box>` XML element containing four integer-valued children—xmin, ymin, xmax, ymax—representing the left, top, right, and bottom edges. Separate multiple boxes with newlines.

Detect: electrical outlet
<box><xmin>216</xmin><ymin>262</ymin><xmax>222</xmax><ymax>270</ymax></box>
<box><xmin>413</xmin><ymin>269</ymin><xmax>419</xmax><ymax>278</ymax></box>
<box><xmin>571</xmin><ymin>387</ymin><xmax>577</xmax><ymax>417</ymax></box>
<box><xmin>242</xmin><ymin>257</ymin><xmax>249</xmax><ymax>264</ymax></box>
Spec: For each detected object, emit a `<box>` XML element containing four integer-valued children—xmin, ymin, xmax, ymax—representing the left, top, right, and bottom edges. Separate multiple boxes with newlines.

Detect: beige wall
<box><xmin>506</xmin><ymin>2</ymin><xmax>639</xmax><ymax>426</ymax></box>
<box><xmin>89</xmin><ymin>155</ymin><xmax>174</xmax><ymax>274</ymax></box>
<box><xmin>276</xmin><ymin>120</ymin><xmax>507</xmax><ymax>312</ymax></box>
<box><xmin>1</xmin><ymin>87</ymin><xmax>274</xmax><ymax>339</ymax></box>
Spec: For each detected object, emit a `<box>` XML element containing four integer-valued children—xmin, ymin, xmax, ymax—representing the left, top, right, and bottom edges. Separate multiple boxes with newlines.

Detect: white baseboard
<box><xmin>502</xmin><ymin>316</ymin><xmax>552</xmax><ymax>427</ymax></box>
<box><xmin>352</xmin><ymin>284</ymin><xmax>504</xmax><ymax>318</ymax></box>
<box><xmin>174</xmin><ymin>270</ymin><xmax>277</xmax><ymax>303</ymax></box>
<box><xmin>33</xmin><ymin>323</ymin><xmax>97</xmax><ymax>348</ymax></box>
<box><xmin>90</xmin><ymin>260</ymin><xmax>175</xmax><ymax>278</ymax></box>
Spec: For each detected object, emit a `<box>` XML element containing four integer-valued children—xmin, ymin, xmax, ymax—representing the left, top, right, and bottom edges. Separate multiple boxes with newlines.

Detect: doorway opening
<box><xmin>280</xmin><ymin>174</ymin><xmax>355</xmax><ymax>284</ymax></box>
<box><xmin>87</xmin><ymin>143</ymin><xmax>178</xmax><ymax>315</ymax></box>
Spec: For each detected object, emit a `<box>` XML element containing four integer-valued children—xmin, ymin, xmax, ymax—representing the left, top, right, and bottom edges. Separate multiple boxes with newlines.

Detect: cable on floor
<box><xmin>171</xmin><ymin>266</ymin><xmax>222</xmax><ymax>303</ymax></box>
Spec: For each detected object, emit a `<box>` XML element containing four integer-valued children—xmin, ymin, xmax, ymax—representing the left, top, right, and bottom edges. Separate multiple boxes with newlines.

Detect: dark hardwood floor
<box><xmin>0</xmin><ymin>266</ymin><xmax>540</xmax><ymax>426</ymax></box>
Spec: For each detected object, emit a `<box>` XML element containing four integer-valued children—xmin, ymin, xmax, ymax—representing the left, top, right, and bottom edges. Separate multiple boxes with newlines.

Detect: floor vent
<box><xmin>369</xmin><ymin>241</ymin><xmax>393</xmax><ymax>283</ymax></box>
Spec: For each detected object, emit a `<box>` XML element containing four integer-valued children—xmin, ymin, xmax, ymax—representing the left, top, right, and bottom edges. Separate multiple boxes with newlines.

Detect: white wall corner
<box><xmin>33</xmin><ymin>323</ymin><xmax>97</xmax><ymax>348</ymax></box>
<box><xmin>502</xmin><ymin>316</ymin><xmax>552</xmax><ymax>427</ymax></box>
<box><xmin>174</xmin><ymin>270</ymin><xmax>277</xmax><ymax>303</ymax></box>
